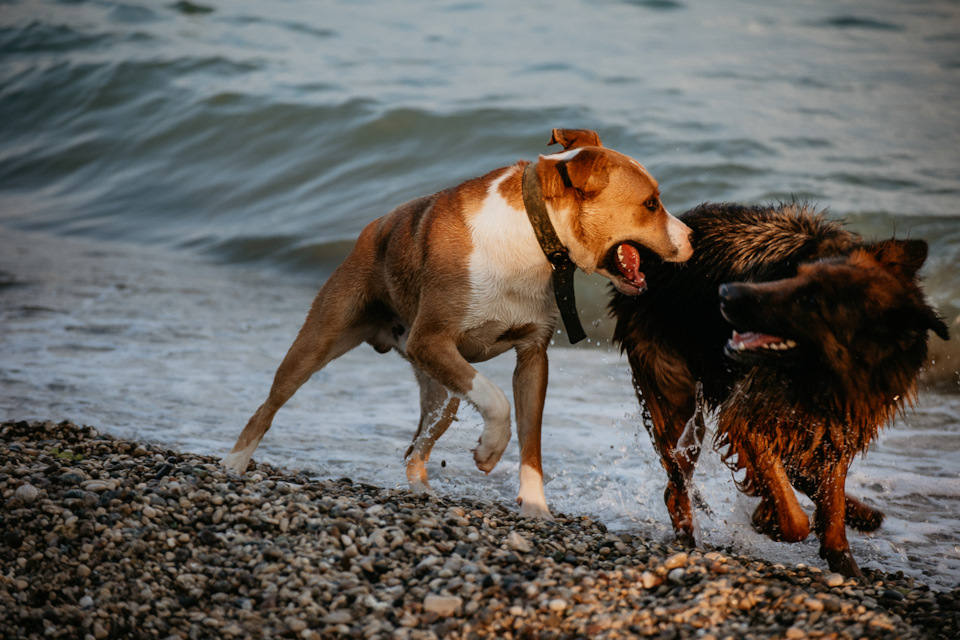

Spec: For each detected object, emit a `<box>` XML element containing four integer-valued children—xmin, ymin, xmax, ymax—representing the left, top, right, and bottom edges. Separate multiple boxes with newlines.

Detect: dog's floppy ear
<box><xmin>867</xmin><ymin>239</ymin><xmax>929</xmax><ymax>280</ymax></box>
<box><xmin>549</xmin><ymin>128</ymin><xmax>603</xmax><ymax>150</ymax></box>
<box><xmin>540</xmin><ymin>148</ymin><xmax>610</xmax><ymax>199</ymax></box>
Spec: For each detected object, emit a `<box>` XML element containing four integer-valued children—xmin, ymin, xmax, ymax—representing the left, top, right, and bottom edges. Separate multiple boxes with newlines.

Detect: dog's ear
<box><xmin>548</xmin><ymin>128</ymin><xmax>603</xmax><ymax>150</ymax></box>
<box><xmin>926</xmin><ymin>308</ymin><xmax>951</xmax><ymax>341</ymax></box>
<box><xmin>889</xmin><ymin>304</ymin><xmax>951</xmax><ymax>341</ymax></box>
<box><xmin>540</xmin><ymin>148</ymin><xmax>610</xmax><ymax>198</ymax></box>
<box><xmin>866</xmin><ymin>239</ymin><xmax>929</xmax><ymax>279</ymax></box>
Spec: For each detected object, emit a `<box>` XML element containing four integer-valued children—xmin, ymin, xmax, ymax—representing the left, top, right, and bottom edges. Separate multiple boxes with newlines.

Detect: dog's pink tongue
<box><xmin>616</xmin><ymin>244</ymin><xmax>646</xmax><ymax>290</ymax></box>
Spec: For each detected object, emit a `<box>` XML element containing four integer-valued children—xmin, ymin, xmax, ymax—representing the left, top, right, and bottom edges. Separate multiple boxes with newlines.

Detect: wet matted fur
<box><xmin>609</xmin><ymin>202</ymin><xmax>949</xmax><ymax>577</ymax></box>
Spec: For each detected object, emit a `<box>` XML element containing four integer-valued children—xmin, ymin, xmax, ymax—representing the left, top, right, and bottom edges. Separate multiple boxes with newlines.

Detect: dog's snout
<box><xmin>666</xmin><ymin>216</ymin><xmax>694</xmax><ymax>262</ymax></box>
<box><xmin>718</xmin><ymin>283</ymin><xmax>749</xmax><ymax>321</ymax></box>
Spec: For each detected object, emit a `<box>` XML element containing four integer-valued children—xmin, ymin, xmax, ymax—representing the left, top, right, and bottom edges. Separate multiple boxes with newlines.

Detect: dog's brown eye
<box><xmin>645</xmin><ymin>198</ymin><xmax>659</xmax><ymax>211</ymax></box>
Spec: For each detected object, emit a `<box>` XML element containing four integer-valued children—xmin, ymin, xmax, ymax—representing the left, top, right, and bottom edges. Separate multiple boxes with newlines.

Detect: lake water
<box><xmin>2</xmin><ymin>0</ymin><xmax>959</xmax><ymax>589</ymax></box>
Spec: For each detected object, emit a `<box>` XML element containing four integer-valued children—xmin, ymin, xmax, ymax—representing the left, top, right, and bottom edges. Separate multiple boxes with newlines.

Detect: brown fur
<box><xmin>610</xmin><ymin>202</ymin><xmax>949</xmax><ymax>576</ymax></box>
<box><xmin>224</xmin><ymin>129</ymin><xmax>693</xmax><ymax>520</ymax></box>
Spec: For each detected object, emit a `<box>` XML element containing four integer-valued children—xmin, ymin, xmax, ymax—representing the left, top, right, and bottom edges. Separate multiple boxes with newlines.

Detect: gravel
<box><xmin>2</xmin><ymin>420</ymin><xmax>958</xmax><ymax>639</ymax></box>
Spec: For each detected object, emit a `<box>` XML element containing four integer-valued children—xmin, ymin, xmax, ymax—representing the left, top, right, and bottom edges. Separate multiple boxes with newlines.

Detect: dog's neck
<box><xmin>521</xmin><ymin>162</ymin><xmax>586</xmax><ymax>344</ymax></box>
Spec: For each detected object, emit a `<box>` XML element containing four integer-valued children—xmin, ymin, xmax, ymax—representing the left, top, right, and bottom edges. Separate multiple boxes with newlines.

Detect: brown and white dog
<box><xmin>223</xmin><ymin>128</ymin><xmax>693</xmax><ymax>518</ymax></box>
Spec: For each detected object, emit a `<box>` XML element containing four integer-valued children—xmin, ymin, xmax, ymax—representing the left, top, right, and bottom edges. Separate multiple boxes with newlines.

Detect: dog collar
<box><xmin>522</xmin><ymin>162</ymin><xmax>587</xmax><ymax>344</ymax></box>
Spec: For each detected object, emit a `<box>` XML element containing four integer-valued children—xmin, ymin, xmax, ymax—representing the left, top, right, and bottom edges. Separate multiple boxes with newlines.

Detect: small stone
<box><xmin>322</xmin><ymin>611</ymin><xmax>353</xmax><ymax>625</ymax></box>
<box><xmin>548</xmin><ymin>598</ymin><xmax>567</xmax><ymax>612</ymax></box>
<box><xmin>785</xmin><ymin>627</ymin><xmax>806</xmax><ymax>639</ymax></box>
<box><xmin>825</xmin><ymin>573</ymin><xmax>845</xmax><ymax>588</ymax></box>
<box><xmin>641</xmin><ymin>571</ymin><xmax>661</xmax><ymax>589</ymax></box>
<box><xmin>92</xmin><ymin>623</ymin><xmax>108</xmax><ymax>639</ymax></box>
<box><xmin>82</xmin><ymin>480</ymin><xmax>114</xmax><ymax>492</ymax></box>
<box><xmin>79</xmin><ymin>596</ymin><xmax>94</xmax><ymax>608</ymax></box>
<box><xmin>881</xmin><ymin>588</ymin><xmax>905</xmax><ymax>601</ymax></box>
<box><xmin>423</xmin><ymin>594</ymin><xmax>462</xmax><ymax>617</ymax></box>
<box><xmin>60</xmin><ymin>472</ymin><xmax>84</xmax><ymax>485</ymax></box>
<box><xmin>664</xmin><ymin>552</ymin><xmax>688</xmax><ymax>569</ymax></box>
<box><xmin>3</xmin><ymin>530</ymin><xmax>23</xmax><ymax>548</ymax></box>
<box><xmin>77</xmin><ymin>564</ymin><xmax>91</xmax><ymax>578</ymax></box>
<box><xmin>505</xmin><ymin>531</ymin><xmax>532</xmax><ymax>553</ymax></box>
<box><xmin>14</xmin><ymin>484</ymin><xmax>39</xmax><ymax>504</ymax></box>
<box><xmin>286</xmin><ymin>617</ymin><xmax>308</xmax><ymax>632</ymax></box>
<box><xmin>667</xmin><ymin>568</ymin><xmax>685</xmax><ymax>585</ymax></box>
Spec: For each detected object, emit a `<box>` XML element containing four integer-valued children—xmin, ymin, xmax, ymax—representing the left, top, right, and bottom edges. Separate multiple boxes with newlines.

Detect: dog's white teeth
<box><xmin>617</xmin><ymin>245</ymin><xmax>626</xmax><ymax>267</ymax></box>
<box><xmin>761</xmin><ymin>341</ymin><xmax>797</xmax><ymax>351</ymax></box>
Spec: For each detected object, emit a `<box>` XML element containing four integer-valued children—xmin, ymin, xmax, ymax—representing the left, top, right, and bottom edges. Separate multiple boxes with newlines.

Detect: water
<box><xmin>1</xmin><ymin>0</ymin><xmax>959</xmax><ymax>588</ymax></box>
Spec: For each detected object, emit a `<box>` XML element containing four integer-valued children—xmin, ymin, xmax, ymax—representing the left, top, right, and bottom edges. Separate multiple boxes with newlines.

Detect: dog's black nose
<box><xmin>718</xmin><ymin>283</ymin><xmax>735</xmax><ymax>301</ymax></box>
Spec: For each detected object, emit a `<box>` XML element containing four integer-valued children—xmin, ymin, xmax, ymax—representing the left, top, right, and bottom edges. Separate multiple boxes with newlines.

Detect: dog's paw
<box><xmin>472</xmin><ymin>434</ymin><xmax>509</xmax><ymax>473</ymax></box>
<box><xmin>221</xmin><ymin>451</ymin><xmax>252</xmax><ymax>475</ymax></box>
<box><xmin>674</xmin><ymin>528</ymin><xmax>697</xmax><ymax>548</ymax></box>
<box><xmin>409</xmin><ymin>479</ymin><xmax>434</xmax><ymax>495</ymax></box>
<box><xmin>517</xmin><ymin>496</ymin><xmax>553</xmax><ymax>520</ymax></box>
<box><xmin>822</xmin><ymin>547</ymin><xmax>863</xmax><ymax>579</ymax></box>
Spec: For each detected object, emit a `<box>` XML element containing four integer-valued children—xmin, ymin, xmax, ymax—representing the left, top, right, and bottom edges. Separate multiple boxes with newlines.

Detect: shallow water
<box><xmin>1</xmin><ymin>0</ymin><xmax>959</xmax><ymax>588</ymax></box>
<box><xmin>2</xmin><ymin>227</ymin><xmax>959</xmax><ymax>590</ymax></box>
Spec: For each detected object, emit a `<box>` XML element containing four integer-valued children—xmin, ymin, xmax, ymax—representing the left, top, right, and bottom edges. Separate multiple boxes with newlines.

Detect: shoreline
<box><xmin>2</xmin><ymin>420</ymin><xmax>958</xmax><ymax>639</ymax></box>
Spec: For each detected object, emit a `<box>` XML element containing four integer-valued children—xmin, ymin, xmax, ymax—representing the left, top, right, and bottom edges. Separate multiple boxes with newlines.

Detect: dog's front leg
<box><xmin>813</xmin><ymin>461</ymin><xmax>862</xmax><ymax>578</ymax></box>
<box><xmin>513</xmin><ymin>342</ymin><xmax>551</xmax><ymax>519</ymax></box>
<box><xmin>405</xmin><ymin>333</ymin><xmax>512</xmax><ymax>474</ymax></box>
<box><xmin>736</xmin><ymin>433</ymin><xmax>811</xmax><ymax>544</ymax></box>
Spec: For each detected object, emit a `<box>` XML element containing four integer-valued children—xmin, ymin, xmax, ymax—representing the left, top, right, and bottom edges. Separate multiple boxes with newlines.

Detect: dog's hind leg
<box><xmin>223</xmin><ymin>267</ymin><xmax>374</xmax><ymax>474</ymax></box>
<box><xmin>513</xmin><ymin>342</ymin><xmax>551</xmax><ymax>519</ymax></box>
<box><xmin>405</xmin><ymin>370</ymin><xmax>461</xmax><ymax>493</ymax></box>
<box><xmin>843</xmin><ymin>494</ymin><xmax>884</xmax><ymax>532</ymax></box>
<box><xmin>794</xmin><ymin>476</ymin><xmax>885</xmax><ymax>533</ymax></box>
<box><xmin>628</xmin><ymin>347</ymin><xmax>702</xmax><ymax>546</ymax></box>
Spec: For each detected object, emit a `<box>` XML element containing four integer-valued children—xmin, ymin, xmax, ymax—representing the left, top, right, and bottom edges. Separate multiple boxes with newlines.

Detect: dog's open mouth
<box><xmin>610</xmin><ymin>242</ymin><xmax>647</xmax><ymax>295</ymax></box>
<box><xmin>726</xmin><ymin>330</ymin><xmax>798</xmax><ymax>354</ymax></box>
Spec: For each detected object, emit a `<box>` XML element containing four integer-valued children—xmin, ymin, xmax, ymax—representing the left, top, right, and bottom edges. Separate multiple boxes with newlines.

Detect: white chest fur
<box><xmin>462</xmin><ymin>172</ymin><xmax>555</xmax><ymax>332</ymax></box>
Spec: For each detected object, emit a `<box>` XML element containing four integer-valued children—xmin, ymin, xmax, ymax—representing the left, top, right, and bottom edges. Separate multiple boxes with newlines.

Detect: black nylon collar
<box><xmin>521</xmin><ymin>162</ymin><xmax>587</xmax><ymax>344</ymax></box>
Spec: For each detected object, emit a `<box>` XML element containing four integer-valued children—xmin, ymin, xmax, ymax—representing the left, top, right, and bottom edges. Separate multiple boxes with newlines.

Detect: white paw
<box><xmin>473</xmin><ymin>435</ymin><xmax>509</xmax><ymax>473</ymax></box>
<box><xmin>221</xmin><ymin>443</ymin><xmax>256</xmax><ymax>474</ymax></box>
<box><xmin>409</xmin><ymin>479</ymin><xmax>434</xmax><ymax>495</ymax></box>
<box><xmin>517</xmin><ymin>496</ymin><xmax>553</xmax><ymax>520</ymax></box>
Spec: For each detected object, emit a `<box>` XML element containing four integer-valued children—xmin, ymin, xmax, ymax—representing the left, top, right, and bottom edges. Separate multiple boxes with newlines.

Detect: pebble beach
<box><xmin>2</xmin><ymin>420</ymin><xmax>958</xmax><ymax>640</ymax></box>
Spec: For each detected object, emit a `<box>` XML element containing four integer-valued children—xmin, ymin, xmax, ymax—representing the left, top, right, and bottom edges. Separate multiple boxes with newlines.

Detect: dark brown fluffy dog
<box><xmin>609</xmin><ymin>202</ymin><xmax>949</xmax><ymax>577</ymax></box>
